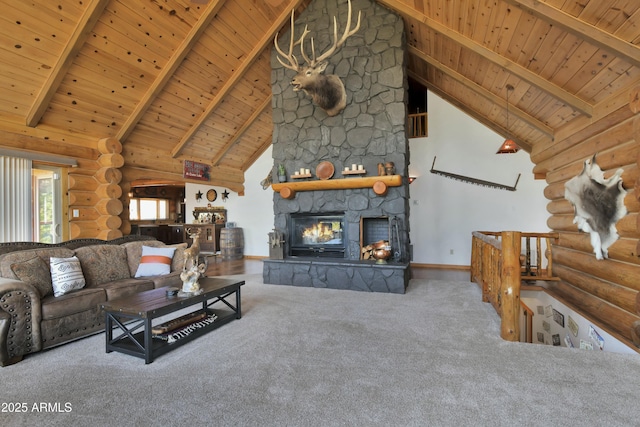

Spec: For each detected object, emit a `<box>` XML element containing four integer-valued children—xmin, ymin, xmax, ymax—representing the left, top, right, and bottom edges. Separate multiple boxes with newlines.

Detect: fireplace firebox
<box><xmin>289</xmin><ymin>213</ymin><xmax>345</xmax><ymax>257</ymax></box>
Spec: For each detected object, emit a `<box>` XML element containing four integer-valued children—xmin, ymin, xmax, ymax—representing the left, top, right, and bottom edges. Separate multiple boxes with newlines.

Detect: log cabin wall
<box><xmin>0</xmin><ymin>130</ymin><xmax>123</xmax><ymax>241</ymax></box>
<box><xmin>68</xmin><ymin>137</ymin><xmax>124</xmax><ymax>240</ymax></box>
<box><xmin>534</xmin><ymin>94</ymin><xmax>640</xmax><ymax>349</ymax></box>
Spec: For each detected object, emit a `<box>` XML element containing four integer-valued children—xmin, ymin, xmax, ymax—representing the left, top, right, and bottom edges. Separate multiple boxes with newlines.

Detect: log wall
<box><xmin>0</xmin><ymin>130</ymin><xmax>121</xmax><ymax>241</ymax></box>
<box><xmin>533</xmin><ymin>90</ymin><xmax>640</xmax><ymax>349</ymax></box>
<box><xmin>67</xmin><ymin>137</ymin><xmax>123</xmax><ymax>240</ymax></box>
<box><xmin>0</xmin><ymin>129</ymin><xmax>129</xmax><ymax>241</ymax></box>
<box><xmin>1</xmin><ymin>127</ymin><xmax>245</xmax><ymax>241</ymax></box>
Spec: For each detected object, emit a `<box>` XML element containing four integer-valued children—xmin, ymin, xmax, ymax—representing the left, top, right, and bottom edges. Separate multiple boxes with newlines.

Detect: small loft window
<box><xmin>408</xmin><ymin>78</ymin><xmax>428</xmax><ymax>138</ymax></box>
<box><xmin>408</xmin><ymin>112</ymin><xmax>428</xmax><ymax>138</ymax></box>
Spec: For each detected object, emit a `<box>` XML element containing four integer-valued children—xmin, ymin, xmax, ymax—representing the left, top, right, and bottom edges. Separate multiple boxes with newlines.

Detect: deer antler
<box><xmin>301</xmin><ymin>0</ymin><xmax>361</xmax><ymax>66</ymax></box>
<box><xmin>274</xmin><ymin>9</ymin><xmax>310</xmax><ymax>71</ymax></box>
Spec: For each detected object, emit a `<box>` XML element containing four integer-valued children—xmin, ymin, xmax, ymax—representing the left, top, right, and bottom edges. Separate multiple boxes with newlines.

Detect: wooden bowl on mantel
<box><xmin>316</xmin><ymin>161</ymin><xmax>335</xmax><ymax>180</ymax></box>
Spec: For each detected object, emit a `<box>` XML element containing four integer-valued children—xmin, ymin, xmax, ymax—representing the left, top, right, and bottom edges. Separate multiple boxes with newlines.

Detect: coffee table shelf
<box><xmin>107</xmin><ymin>308</ymin><xmax>234</xmax><ymax>360</ymax></box>
<box><xmin>101</xmin><ymin>277</ymin><xmax>244</xmax><ymax>364</ymax></box>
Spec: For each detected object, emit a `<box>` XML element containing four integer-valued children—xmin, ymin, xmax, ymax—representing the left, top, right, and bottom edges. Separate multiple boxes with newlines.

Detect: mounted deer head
<box><xmin>274</xmin><ymin>0</ymin><xmax>361</xmax><ymax>117</ymax></box>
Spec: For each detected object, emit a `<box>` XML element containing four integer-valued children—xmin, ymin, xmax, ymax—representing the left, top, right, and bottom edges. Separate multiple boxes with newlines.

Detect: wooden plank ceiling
<box><xmin>0</xmin><ymin>0</ymin><xmax>639</xmax><ymax>189</ymax></box>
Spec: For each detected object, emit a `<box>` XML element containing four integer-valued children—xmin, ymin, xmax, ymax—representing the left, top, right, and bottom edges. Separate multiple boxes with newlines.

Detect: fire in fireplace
<box><xmin>289</xmin><ymin>213</ymin><xmax>345</xmax><ymax>257</ymax></box>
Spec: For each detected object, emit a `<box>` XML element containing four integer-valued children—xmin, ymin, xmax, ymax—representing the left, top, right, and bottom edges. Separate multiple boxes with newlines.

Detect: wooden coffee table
<box><xmin>101</xmin><ymin>277</ymin><xmax>244</xmax><ymax>364</ymax></box>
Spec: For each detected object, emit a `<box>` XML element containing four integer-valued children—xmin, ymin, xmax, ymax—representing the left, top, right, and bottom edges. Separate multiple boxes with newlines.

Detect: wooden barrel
<box><xmin>220</xmin><ymin>228</ymin><xmax>244</xmax><ymax>260</ymax></box>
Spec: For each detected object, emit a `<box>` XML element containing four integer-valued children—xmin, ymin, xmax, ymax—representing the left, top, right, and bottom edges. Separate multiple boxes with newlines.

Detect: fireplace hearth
<box><xmin>289</xmin><ymin>213</ymin><xmax>345</xmax><ymax>258</ymax></box>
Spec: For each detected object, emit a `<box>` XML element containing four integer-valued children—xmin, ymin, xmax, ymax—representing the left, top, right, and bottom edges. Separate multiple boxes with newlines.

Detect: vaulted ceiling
<box><xmin>1</xmin><ymin>0</ymin><xmax>639</xmax><ymax>192</ymax></box>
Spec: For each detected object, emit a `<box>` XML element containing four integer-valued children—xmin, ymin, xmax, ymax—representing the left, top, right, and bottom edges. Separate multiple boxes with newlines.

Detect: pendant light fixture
<box><xmin>496</xmin><ymin>84</ymin><xmax>520</xmax><ymax>154</ymax></box>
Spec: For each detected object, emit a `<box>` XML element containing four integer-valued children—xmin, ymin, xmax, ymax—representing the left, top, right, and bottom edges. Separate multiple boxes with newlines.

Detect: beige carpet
<box><xmin>2</xmin><ymin>273</ymin><xmax>640</xmax><ymax>426</ymax></box>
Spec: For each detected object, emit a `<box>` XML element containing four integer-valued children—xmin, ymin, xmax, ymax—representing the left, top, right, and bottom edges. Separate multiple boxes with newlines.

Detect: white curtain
<box><xmin>0</xmin><ymin>156</ymin><xmax>32</xmax><ymax>242</ymax></box>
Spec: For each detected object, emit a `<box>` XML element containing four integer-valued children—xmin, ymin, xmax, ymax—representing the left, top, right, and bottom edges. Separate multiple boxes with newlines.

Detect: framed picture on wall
<box><xmin>184</xmin><ymin>160</ymin><xmax>210</xmax><ymax>181</ymax></box>
<box><xmin>552</xmin><ymin>309</ymin><xmax>565</xmax><ymax>328</ymax></box>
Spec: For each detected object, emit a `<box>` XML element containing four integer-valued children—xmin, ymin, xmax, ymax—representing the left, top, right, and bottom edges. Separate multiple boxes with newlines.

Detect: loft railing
<box><xmin>470</xmin><ymin>231</ymin><xmax>559</xmax><ymax>341</ymax></box>
<box><xmin>407</xmin><ymin>112</ymin><xmax>428</xmax><ymax>138</ymax></box>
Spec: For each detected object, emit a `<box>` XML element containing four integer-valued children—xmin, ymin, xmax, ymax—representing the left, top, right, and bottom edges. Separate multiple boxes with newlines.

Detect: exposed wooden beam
<box><xmin>115</xmin><ymin>0</ymin><xmax>227</xmax><ymax>142</ymax></box>
<box><xmin>171</xmin><ymin>0</ymin><xmax>307</xmax><ymax>158</ymax></box>
<box><xmin>0</xmin><ymin>129</ymin><xmax>98</xmax><ymax>160</ymax></box>
<box><xmin>130</xmin><ymin>179</ymin><xmax>185</xmax><ymax>187</ymax></box>
<box><xmin>378</xmin><ymin>0</ymin><xmax>593</xmax><ymax>117</ymax></box>
<box><xmin>504</xmin><ymin>0</ymin><xmax>640</xmax><ymax>69</ymax></box>
<box><xmin>0</xmin><ymin>116</ymin><xmax>98</xmax><ymax>146</ymax></box>
<box><xmin>122</xmin><ymin>165</ymin><xmax>244</xmax><ymax>194</ymax></box>
<box><xmin>408</xmin><ymin>46</ymin><xmax>554</xmax><ymax>138</ymax></box>
<box><xmin>211</xmin><ymin>96</ymin><xmax>271</xmax><ymax>166</ymax></box>
<box><xmin>410</xmin><ymin>73</ymin><xmax>535</xmax><ymax>152</ymax></box>
<box><xmin>26</xmin><ymin>0</ymin><xmax>109</xmax><ymax>127</ymax></box>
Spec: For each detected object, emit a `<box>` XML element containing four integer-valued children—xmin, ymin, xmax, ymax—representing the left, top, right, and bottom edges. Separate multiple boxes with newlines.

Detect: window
<box><xmin>129</xmin><ymin>198</ymin><xmax>169</xmax><ymax>221</ymax></box>
<box><xmin>1</xmin><ymin>153</ymin><xmax>68</xmax><ymax>243</ymax></box>
<box><xmin>0</xmin><ymin>156</ymin><xmax>32</xmax><ymax>242</ymax></box>
<box><xmin>32</xmin><ymin>166</ymin><xmax>63</xmax><ymax>243</ymax></box>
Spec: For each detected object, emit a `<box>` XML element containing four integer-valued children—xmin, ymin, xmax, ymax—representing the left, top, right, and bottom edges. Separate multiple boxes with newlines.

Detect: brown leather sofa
<box><xmin>0</xmin><ymin>236</ymin><xmax>186</xmax><ymax>366</ymax></box>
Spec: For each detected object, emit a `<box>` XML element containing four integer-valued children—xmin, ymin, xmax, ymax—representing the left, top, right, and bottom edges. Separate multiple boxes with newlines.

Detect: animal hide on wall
<box><xmin>564</xmin><ymin>155</ymin><xmax>627</xmax><ymax>260</ymax></box>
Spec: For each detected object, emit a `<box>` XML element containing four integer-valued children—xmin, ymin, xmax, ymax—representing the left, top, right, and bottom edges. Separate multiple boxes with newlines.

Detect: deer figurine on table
<box><xmin>274</xmin><ymin>0</ymin><xmax>361</xmax><ymax>117</ymax></box>
<box><xmin>181</xmin><ymin>228</ymin><xmax>205</xmax><ymax>294</ymax></box>
<box><xmin>183</xmin><ymin>228</ymin><xmax>201</xmax><ymax>271</ymax></box>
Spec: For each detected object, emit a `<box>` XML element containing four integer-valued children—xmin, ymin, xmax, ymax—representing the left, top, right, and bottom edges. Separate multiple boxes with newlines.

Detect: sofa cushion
<box><xmin>74</xmin><ymin>245</ymin><xmax>131</xmax><ymax>288</ymax></box>
<box><xmin>41</xmin><ymin>287</ymin><xmax>105</xmax><ymax>320</ymax></box>
<box><xmin>101</xmin><ymin>277</ymin><xmax>154</xmax><ymax>300</ymax></box>
<box><xmin>10</xmin><ymin>256</ymin><xmax>54</xmax><ymax>298</ymax></box>
<box><xmin>122</xmin><ymin>240</ymin><xmax>187</xmax><ymax>276</ymax></box>
<box><xmin>135</xmin><ymin>246</ymin><xmax>176</xmax><ymax>277</ymax></box>
<box><xmin>50</xmin><ymin>256</ymin><xmax>86</xmax><ymax>297</ymax></box>
<box><xmin>0</xmin><ymin>247</ymin><xmax>74</xmax><ymax>279</ymax></box>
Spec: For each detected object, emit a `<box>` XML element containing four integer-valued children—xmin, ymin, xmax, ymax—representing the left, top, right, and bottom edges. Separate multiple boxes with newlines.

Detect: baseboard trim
<box><xmin>410</xmin><ymin>263</ymin><xmax>470</xmax><ymax>270</ymax></box>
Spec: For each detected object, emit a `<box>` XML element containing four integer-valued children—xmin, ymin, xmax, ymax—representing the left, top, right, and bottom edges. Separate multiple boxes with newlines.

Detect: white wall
<box><xmin>521</xmin><ymin>290</ymin><xmax>636</xmax><ymax>354</ymax></box>
<box><xmin>408</xmin><ymin>92</ymin><xmax>549</xmax><ymax>266</ymax></box>
<box><xmin>184</xmin><ymin>146</ymin><xmax>274</xmax><ymax>257</ymax></box>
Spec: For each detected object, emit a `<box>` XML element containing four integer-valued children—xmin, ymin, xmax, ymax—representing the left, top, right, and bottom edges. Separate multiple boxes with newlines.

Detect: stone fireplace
<box><xmin>263</xmin><ymin>0</ymin><xmax>410</xmax><ymax>293</ymax></box>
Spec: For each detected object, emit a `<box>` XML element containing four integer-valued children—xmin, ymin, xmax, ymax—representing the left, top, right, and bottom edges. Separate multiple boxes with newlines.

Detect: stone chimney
<box><xmin>264</xmin><ymin>0</ymin><xmax>411</xmax><ymax>293</ymax></box>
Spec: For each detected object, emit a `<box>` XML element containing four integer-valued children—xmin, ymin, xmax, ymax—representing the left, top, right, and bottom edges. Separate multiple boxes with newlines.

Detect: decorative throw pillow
<box><xmin>50</xmin><ymin>256</ymin><xmax>86</xmax><ymax>297</ymax></box>
<box><xmin>135</xmin><ymin>246</ymin><xmax>176</xmax><ymax>277</ymax></box>
<box><xmin>10</xmin><ymin>256</ymin><xmax>54</xmax><ymax>298</ymax></box>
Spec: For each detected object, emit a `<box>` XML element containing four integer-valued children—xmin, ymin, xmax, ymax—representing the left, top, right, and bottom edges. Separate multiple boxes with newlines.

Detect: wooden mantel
<box><xmin>272</xmin><ymin>175</ymin><xmax>404</xmax><ymax>199</ymax></box>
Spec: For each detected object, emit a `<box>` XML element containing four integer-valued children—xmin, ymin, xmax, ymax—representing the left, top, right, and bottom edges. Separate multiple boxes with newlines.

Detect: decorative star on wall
<box><xmin>222</xmin><ymin>190</ymin><xmax>229</xmax><ymax>201</ymax></box>
<box><xmin>195</xmin><ymin>190</ymin><xmax>203</xmax><ymax>201</ymax></box>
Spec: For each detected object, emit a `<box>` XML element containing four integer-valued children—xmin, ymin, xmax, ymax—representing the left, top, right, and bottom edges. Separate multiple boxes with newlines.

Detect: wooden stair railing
<box><xmin>470</xmin><ymin>231</ymin><xmax>559</xmax><ymax>342</ymax></box>
<box><xmin>519</xmin><ymin>233</ymin><xmax>560</xmax><ymax>282</ymax></box>
<box><xmin>407</xmin><ymin>112</ymin><xmax>428</xmax><ymax>138</ymax></box>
